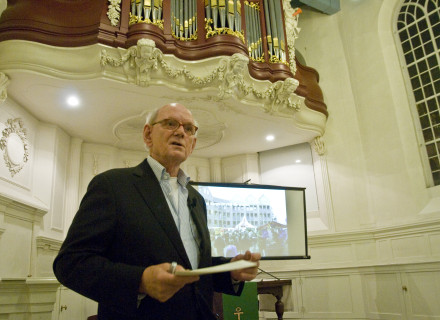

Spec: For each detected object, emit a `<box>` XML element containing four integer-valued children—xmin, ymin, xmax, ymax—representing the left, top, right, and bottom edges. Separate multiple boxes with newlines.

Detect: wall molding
<box><xmin>0</xmin><ymin>192</ymin><xmax>47</xmax><ymax>223</ymax></box>
<box><xmin>308</xmin><ymin>218</ymin><xmax>440</xmax><ymax>245</ymax></box>
<box><xmin>36</xmin><ymin>236</ymin><xmax>62</xmax><ymax>252</ymax></box>
<box><xmin>0</xmin><ymin>277</ymin><xmax>59</xmax><ymax>318</ymax></box>
<box><xmin>260</xmin><ymin>218</ymin><xmax>440</xmax><ymax>273</ymax></box>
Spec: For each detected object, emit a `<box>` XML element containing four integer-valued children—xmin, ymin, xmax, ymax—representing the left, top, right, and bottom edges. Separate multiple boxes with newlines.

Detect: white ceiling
<box><xmin>5</xmin><ymin>69</ymin><xmax>317</xmax><ymax>159</ymax></box>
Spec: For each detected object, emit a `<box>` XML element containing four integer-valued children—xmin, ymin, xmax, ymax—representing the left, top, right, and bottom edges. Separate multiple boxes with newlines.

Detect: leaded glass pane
<box><xmin>400</xmin><ymin>30</ymin><xmax>409</xmax><ymax>42</ymax></box>
<box><xmin>433</xmin><ymin>23</ymin><xmax>440</xmax><ymax>36</ymax></box>
<box><xmin>417</xmin><ymin>102</ymin><xmax>428</xmax><ymax>116</ymax></box>
<box><xmin>408</xmin><ymin>64</ymin><xmax>418</xmax><ymax>76</ymax></box>
<box><xmin>411</xmin><ymin>76</ymin><xmax>421</xmax><ymax>89</ymax></box>
<box><xmin>427</xmin><ymin>98</ymin><xmax>438</xmax><ymax>111</ymax></box>
<box><xmin>427</xmin><ymin>0</ymin><xmax>438</xmax><ymax>13</ymax></box>
<box><xmin>430</xmin><ymin>110</ymin><xmax>440</xmax><ymax>124</ymax></box>
<box><xmin>423</xmin><ymin>83</ymin><xmax>434</xmax><ymax>96</ymax></box>
<box><xmin>434</xmin><ymin>79</ymin><xmax>440</xmax><ymax>92</ymax></box>
<box><xmin>429</xmin><ymin>12</ymin><xmax>439</xmax><ymax>25</ymax></box>
<box><xmin>429</xmin><ymin>157</ymin><xmax>440</xmax><ymax>170</ymax></box>
<box><xmin>418</xmin><ymin>19</ymin><xmax>428</xmax><ymax>32</ymax></box>
<box><xmin>433</xmin><ymin>171</ymin><xmax>440</xmax><ymax>185</ymax></box>
<box><xmin>414</xmin><ymin>88</ymin><xmax>424</xmax><ymax>101</ymax></box>
<box><xmin>426</xmin><ymin>143</ymin><xmax>436</xmax><ymax>156</ymax></box>
<box><xmin>421</xmin><ymin>114</ymin><xmax>431</xmax><ymax>128</ymax></box>
<box><xmin>432</xmin><ymin>66</ymin><xmax>440</xmax><ymax>81</ymax></box>
<box><xmin>427</xmin><ymin>55</ymin><xmax>437</xmax><ymax>68</ymax></box>
<box><xmin>411</xmin><ymin>34</ymin><xmax>421</xmax><ymax>48</ymax></box>
<box><xmin>424</xmin><ymin>128</ymin><xmax>434</xmax><ymax>141</ymax></box>
<box><xmin>418</xmin><ymin>60</ymin><xmax>428</xmax><ymax>72</ymax></box>
<box><xmin>421</xmin><ymin>29</ymin><xmax>431</xmax><ymax>42</ymax></box>
<box><xmin>424</xmin><ymin>41</ymin><xmax>434</xmax><ymax>54</ymax></box>
<box><xmin>405</xmin><ymin>51</ymin><xmax>415</xmax><ymax>64</ymax></box>
<box><xmin>415</xmin><ymin>46</ymin><xmax>424</xmax><ymax>59</ymax></box>
<box><xmin>434</xmin><ymin>125</ymin><xmax>440</xmax><ymax>139</ymax></box>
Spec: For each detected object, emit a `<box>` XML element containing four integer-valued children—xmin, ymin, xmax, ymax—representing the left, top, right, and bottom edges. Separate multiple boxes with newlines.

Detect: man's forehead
<box><xmin>158</xmin><ymin>104</ymin><xmax>193</xmax><ymax>119</ymax></box>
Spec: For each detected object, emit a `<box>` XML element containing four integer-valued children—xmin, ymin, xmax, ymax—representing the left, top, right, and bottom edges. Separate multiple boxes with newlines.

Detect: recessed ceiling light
<box><xmin>295</xmin><ymin>159</ymin><xmax>302</xmax><ymax>163</ymax></box>
<box><xmin>266</xmin><ymin>135</ymin><xmax>275</xmax><ymax>141</ymax></box>
<box><xmin>66</xmin><ymin>95</ymin><xmax>80</xmax><ymax>107</ymax></box>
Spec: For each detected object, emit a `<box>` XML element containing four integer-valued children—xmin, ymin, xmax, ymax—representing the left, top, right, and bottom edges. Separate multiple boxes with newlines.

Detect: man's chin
<box><xmin>167</xmin><ymin>149</ymin><xmax>188</xmax><ymax>161</ymax></box>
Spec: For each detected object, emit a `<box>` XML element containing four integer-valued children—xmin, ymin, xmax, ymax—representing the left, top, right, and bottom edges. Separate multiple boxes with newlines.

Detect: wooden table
<box><xmin>257</xmin><ymin>279</ymin><xmax>292</xmax><ymax>320</ymax></box>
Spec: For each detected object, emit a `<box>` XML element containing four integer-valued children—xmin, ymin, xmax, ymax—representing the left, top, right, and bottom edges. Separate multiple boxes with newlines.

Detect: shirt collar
<box><xmin>147</xmin><ymin>156</ymin><xmax>190</xmax><ymax>187</ymax></box>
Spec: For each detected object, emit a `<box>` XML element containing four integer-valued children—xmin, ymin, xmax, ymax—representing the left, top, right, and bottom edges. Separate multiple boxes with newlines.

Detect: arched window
<box><xmin>396</xmin><ymin>0</ymin><xmax>440</xmax><ymax>186</ymax></box>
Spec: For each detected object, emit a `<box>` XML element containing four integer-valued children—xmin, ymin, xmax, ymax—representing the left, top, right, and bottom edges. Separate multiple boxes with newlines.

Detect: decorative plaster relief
<box><xmin>0</xmin><ymin>72</ymin><xmax>9</xmax><ymax>104</ymax></box>
<box><xmin>0</xmin><ymin>118</ymin><xmax>29</xmax><ymax>177</ymax></box>
<box><xmin>101</xmin><ymin>40</ymin><xmax>301</xmax><ymax>116</ymax></box>
<box><xmin>107</xmin><ymin>0</ymin><xmax>122</xmax><ymax>27</ymax></box>
<box><xmin>313</xmin><ymin>136</ymin><xmax>326</xmax><ymax>156</ymax></box>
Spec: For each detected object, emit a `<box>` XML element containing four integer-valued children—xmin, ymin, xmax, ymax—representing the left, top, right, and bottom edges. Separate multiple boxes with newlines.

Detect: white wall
<box><xmin>294</xmin><ymin>0</ymin><xmax>440</xmax><ymax>232</ymax></box>
<box><xmin>0</xmin><ymin>96</ymin><xmax>70</xmax><ymax>279</ymax></box>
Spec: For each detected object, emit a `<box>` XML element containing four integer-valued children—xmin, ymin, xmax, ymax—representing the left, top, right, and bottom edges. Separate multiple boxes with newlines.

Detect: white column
<box><xmin>210</xmin><ymin>157</ymin><xmax>222</xmax><ymax>182</ymax></box>
<box><xmin>63</xmin><ymin>137</ymin><xmax>83</xmax><ymax>234</ymax></box>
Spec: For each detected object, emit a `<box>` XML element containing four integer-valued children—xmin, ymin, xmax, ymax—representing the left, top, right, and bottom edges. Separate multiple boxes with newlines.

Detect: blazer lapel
<box><xmin>132</xmin><ymin>160</ymin><xmax>192</xmax><ymax>268</ymax></box>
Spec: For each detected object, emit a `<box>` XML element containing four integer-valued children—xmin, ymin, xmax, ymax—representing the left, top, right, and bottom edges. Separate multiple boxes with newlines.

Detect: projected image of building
<box><xmin>198</xmin><ymin>186</ymin><xmax>276</xmax><ymax>228</ymax></box>
<box><xmin>197</xmin><ymin>186</ymin><xmax>289</xmax><ymax>256</ymax></box>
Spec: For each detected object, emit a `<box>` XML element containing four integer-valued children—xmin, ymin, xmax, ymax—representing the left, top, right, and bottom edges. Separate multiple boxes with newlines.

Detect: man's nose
<box><xmin>174</xmin><ymin>124</ymin><xmax>185</xmax><ymax>135</ymax></box>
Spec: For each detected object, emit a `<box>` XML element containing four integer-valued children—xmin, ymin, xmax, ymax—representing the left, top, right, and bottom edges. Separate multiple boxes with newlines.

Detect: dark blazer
<box><xmin>53</xmin><ymin>159</ymin><xmax>242</xmax><ymax>320</ymax></box>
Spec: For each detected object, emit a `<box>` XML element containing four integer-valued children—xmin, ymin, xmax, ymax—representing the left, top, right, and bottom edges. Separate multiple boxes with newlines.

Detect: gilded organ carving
<box><xmin>0</xmin><ymin>73</ymin><xmax>9</xmax><ymax>104</ymax></box>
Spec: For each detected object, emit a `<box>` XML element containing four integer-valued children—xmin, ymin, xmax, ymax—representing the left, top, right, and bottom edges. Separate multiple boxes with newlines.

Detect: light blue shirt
<box><xmin>147</xmin><ymin>156</ymin><xmax>200</xmax><ymax>269</ymax></box>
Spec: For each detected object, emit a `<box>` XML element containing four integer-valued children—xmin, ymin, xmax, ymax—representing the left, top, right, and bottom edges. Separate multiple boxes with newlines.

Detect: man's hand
<box><xmin>139</xmin><ymin>263</ymin><xmax>199</xmax><ymax>302</ymax></box>
<box><xmin>230</xmin><ymin>250</ymin><xmax>261</xmax><ymax>282</ymax></box>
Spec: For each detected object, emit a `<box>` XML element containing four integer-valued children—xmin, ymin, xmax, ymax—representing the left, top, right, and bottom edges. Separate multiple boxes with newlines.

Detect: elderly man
<box><xmin>53</xmin><ymin>102</ymin><xmax>261</xmax><ymax>320</ymax></box>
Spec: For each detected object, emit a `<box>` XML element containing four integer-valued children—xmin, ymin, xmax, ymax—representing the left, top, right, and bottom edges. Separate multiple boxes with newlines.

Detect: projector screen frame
<box><xmin>189</xmin><ymin>181</ymin><xmax>310</xmax><ymax>261</ymax></box>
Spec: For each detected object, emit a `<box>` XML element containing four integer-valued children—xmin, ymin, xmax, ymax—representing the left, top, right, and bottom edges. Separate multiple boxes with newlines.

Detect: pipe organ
<box><xmin>130</xmin><ymin>0</ymin><xmax>164</xmax><ymax>29</ymax></box>
<box><xmin>126</xmin><ymin>0</ymin><xmax>292</xmax><ymax>78</ymax></box>
<box><xmin>0</xmin><ymin>0</ymin><xmax>328</xmax><ymax>117</ymax></box>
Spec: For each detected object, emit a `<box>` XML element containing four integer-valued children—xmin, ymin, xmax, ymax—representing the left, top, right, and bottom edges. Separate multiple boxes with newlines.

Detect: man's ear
<box><xmin>189</xmin><ymin>137</ymin><xmax>197</xmax><ymax>154</ymax></box>
<box><xmin>143</xmin><ymin>124</ymin><xmax>152</xmax><ymax>148</ymax></box>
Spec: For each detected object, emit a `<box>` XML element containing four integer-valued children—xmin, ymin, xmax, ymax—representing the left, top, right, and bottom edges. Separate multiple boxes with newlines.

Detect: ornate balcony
<box><xmin>0</xmin><ymin>0</ymin><xmax>327</xmax><ymax>157</ymax></box>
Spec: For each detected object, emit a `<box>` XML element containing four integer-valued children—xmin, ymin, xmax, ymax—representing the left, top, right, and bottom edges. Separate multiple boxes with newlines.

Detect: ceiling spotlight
<box><xmin>266</xmin><ymin>135</ymin><xmax>275</xmax><ymax>141</ymax></box>
<box><xmin>295</xmin><ymin>159</ymin><xmax>302</xmax><ymax>163</ymax></box>
<box><xmin>66</xmin><ymin>95</ymin><xmax>80</xmax><ymax>107</ymax></box>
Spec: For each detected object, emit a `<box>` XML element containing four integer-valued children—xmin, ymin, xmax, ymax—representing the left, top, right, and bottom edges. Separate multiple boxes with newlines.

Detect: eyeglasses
<box><xmin>152</xmin><ymin>118</ymin><xmax>198</xmax><ymax>136</ymax></box>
